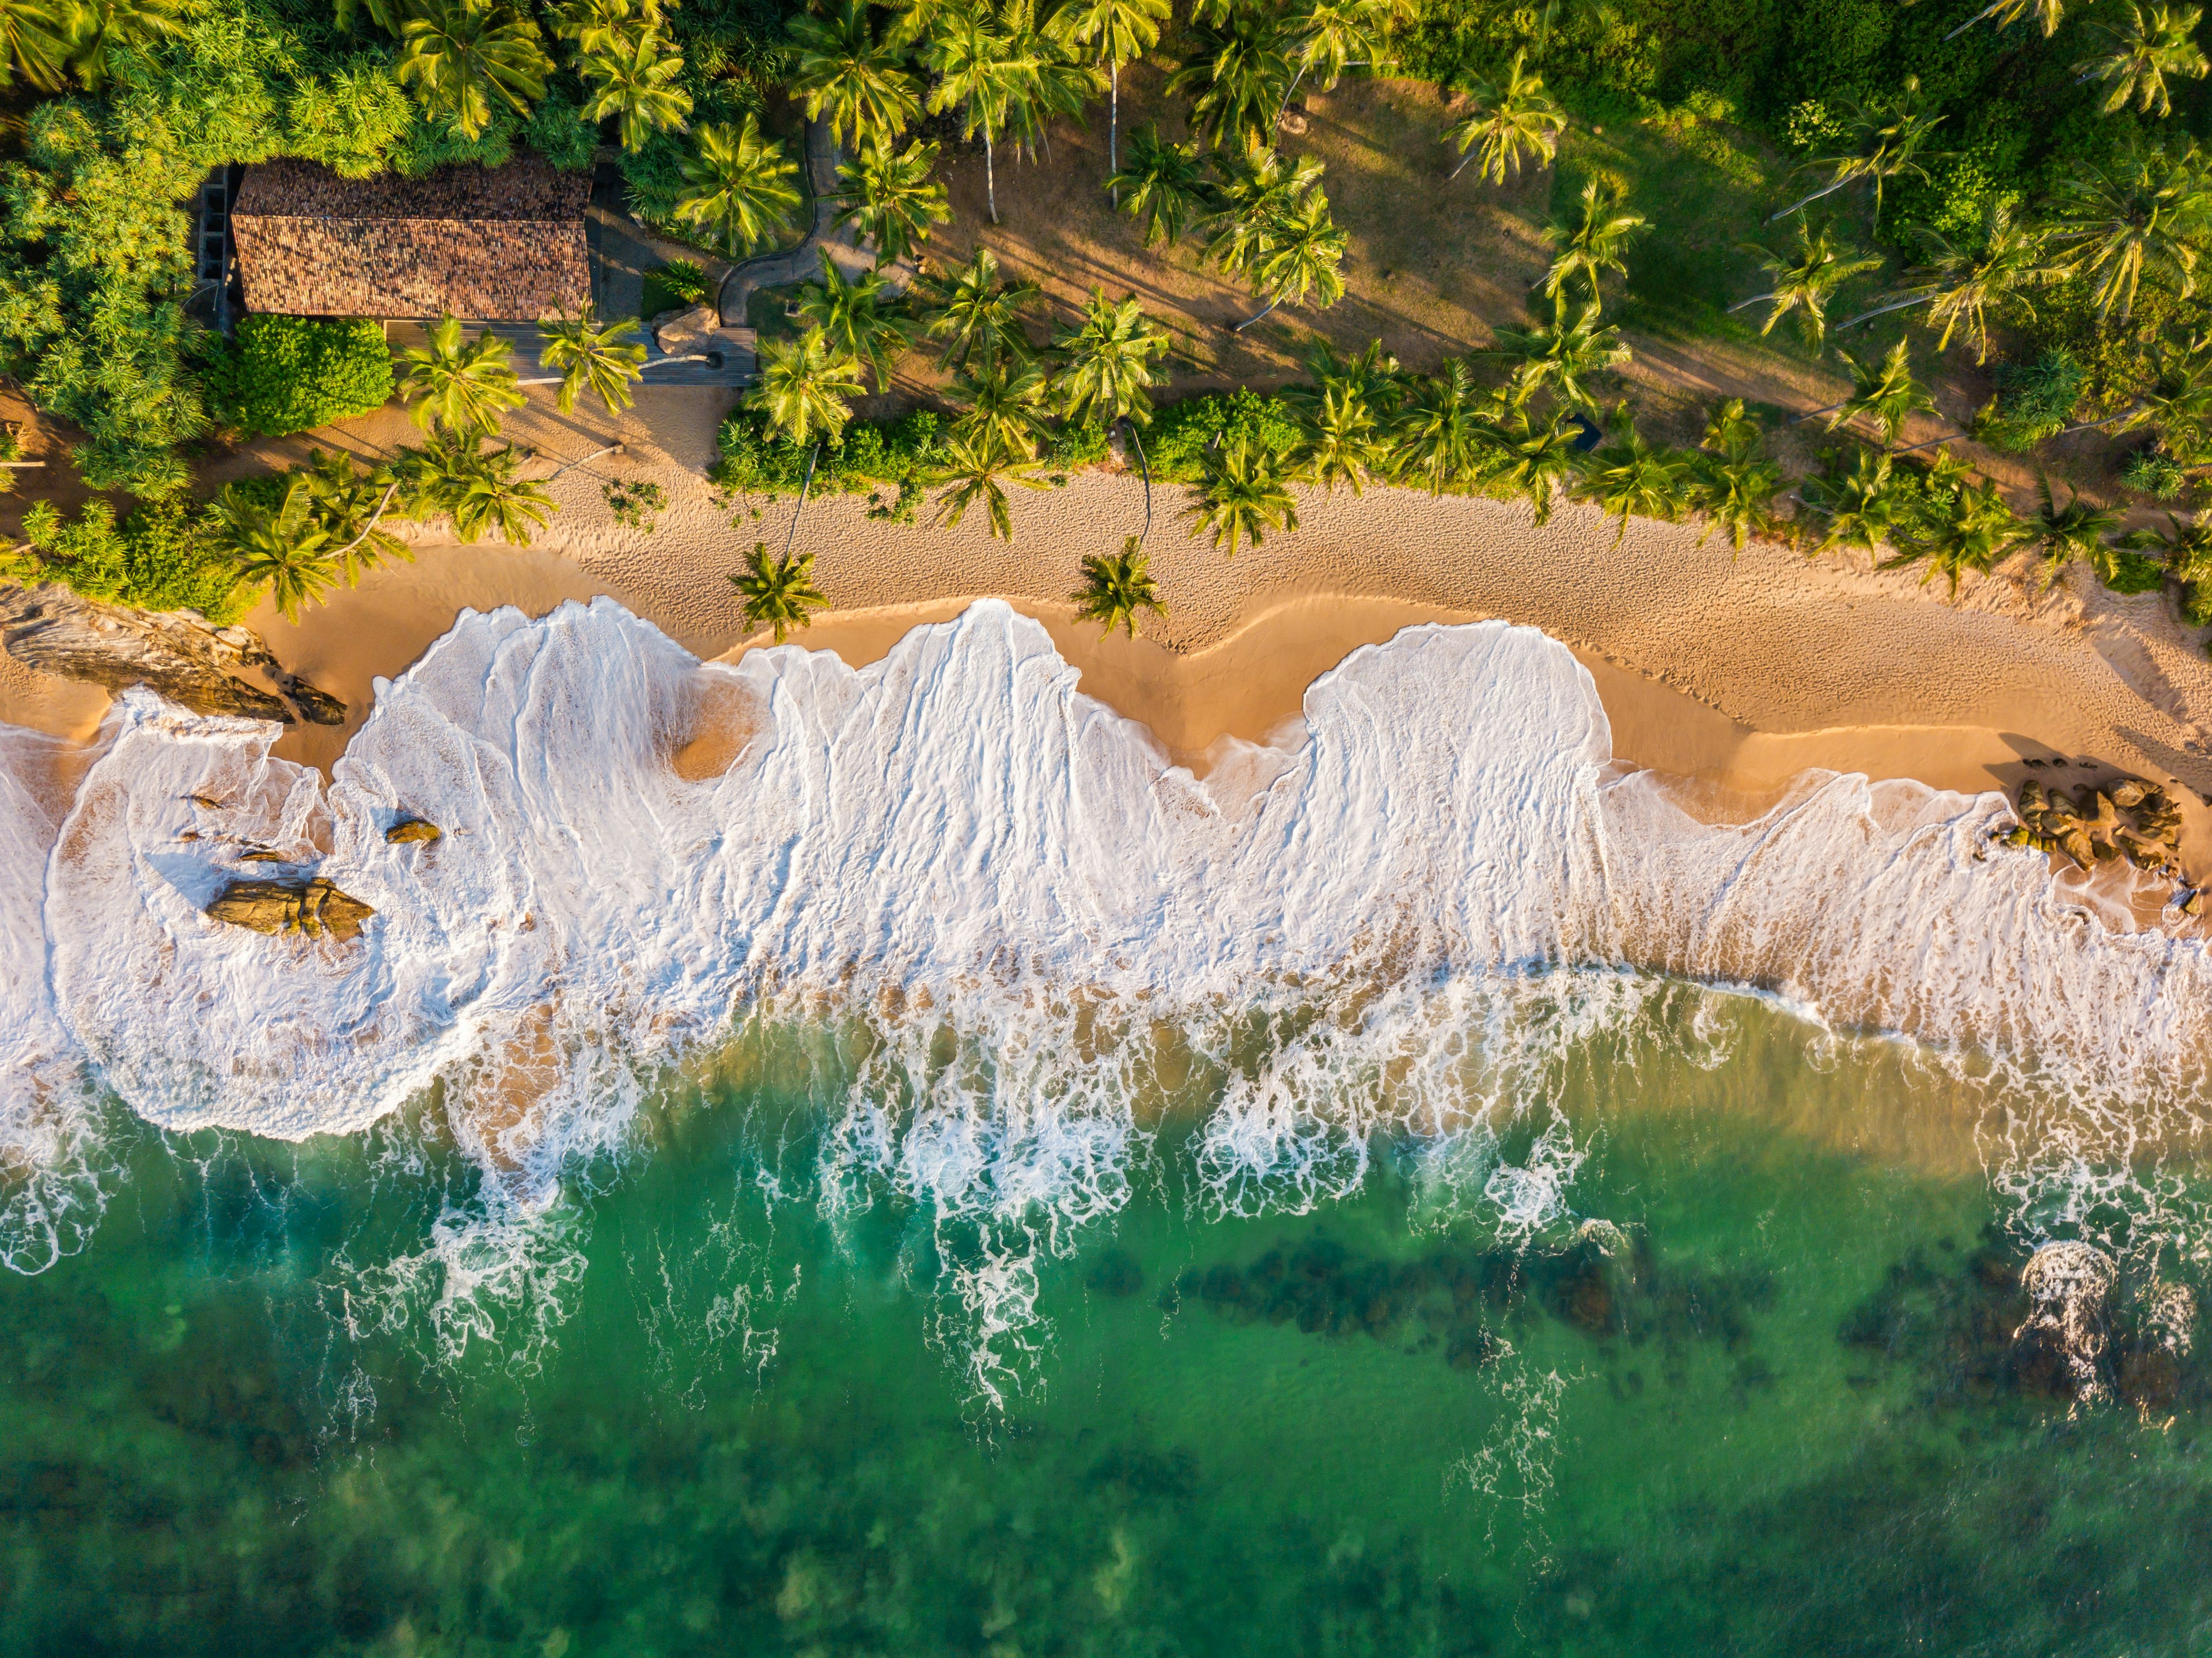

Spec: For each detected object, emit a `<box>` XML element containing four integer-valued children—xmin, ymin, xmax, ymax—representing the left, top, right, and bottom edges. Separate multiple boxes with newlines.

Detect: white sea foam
<box><xmin>5</xmin><ymin>597</ymin><xmax>2210</xmax><ymax>1363</ymax></box>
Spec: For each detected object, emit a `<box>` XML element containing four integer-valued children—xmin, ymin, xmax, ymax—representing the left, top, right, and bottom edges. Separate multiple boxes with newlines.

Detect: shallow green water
<box><xmin>3</xmin><ymin>993</ymin><xmax>2209</xmax><ymax>1657</ymax></box>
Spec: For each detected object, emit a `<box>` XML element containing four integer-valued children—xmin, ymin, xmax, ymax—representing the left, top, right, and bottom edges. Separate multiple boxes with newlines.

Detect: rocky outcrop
<box><xmin>2005</xmin><ymin>776</ymin><xmax>2187</xmax><ymax>877</ymax></box>
<box><xmin>204</xmin><ymin>876</ymin><xmax>374</xmax><ymax>942</ymax></box>
<box><xmin>0</xmin><ymin>582</ymin><xmax>346</xmax><ymax>725</ymax></box>
<box><xmin>384</xmin><ymin>818</ymin><xmax>441</xmax><ymax>844</ymax></box>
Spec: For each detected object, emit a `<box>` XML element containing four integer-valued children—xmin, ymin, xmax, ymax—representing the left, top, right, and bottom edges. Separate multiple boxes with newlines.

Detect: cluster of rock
<box><xmin>204</xmin><ymin>877</ymin><xmax>375</xmax><ymax>942</ymax></box>
<box><xmin>1</xmin><ymin>582</ymin><xmax>345</xmax><ymax>725</ymax></box>
<box><xmin>2004</xmin><ymin>777</ymin><xmax>2187</xmax><ymax>877</ymax></box>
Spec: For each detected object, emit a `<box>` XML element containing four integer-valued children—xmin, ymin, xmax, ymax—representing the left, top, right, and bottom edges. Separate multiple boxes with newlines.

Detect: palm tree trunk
<box><xmin>1275</xmin><ymin>61</ymin><xmax>1308</xmax><ymax>130</ymax></box>
<box><xmin>1889</xmin><ymin>428</ymin><xmax>1972</xmax><ymax>457</ymax></box>
<box><xmin>1109</xmin><ymin>60</ymin><xmax>1119</xmax><ymax>205</ymax></box>
<box><xmin>1725</xmin><ymin>291</ymin><xmax>1781</xmax><ymax>313</ymax></box>
<box><xmin>545</xmin><ymin>441</ymin><xmax>626</xmax><ymax>480</ymax></box>
<box><xmin>1120</xmin><ymin>417</ymin><xmax>1152</xmax><ymax>543</ymax></box>
<box><xmin>1792</xmin><ymin>399</ymin><xmax>1851</xmax><ymax>426</ymax></box>
<box><xmin>786</xmin><ymin>442</ymin><xmax>821</xmax><ymax>558</ymax></box>
<box><xmin>1233</xmin><ymin>293</ymin><xmax>1284</xmax><ymax>332</ymax></box>
<box><xmin>330</xmin><ymin>480</ymin><xmax>404</xmax><ymax>565</ymax></box>
<box><xmin>1944</xmin><ymin>1</ymin><xmax>2003</xmax><ymax>41</ymax></box>
<box><xmin>986</xmin><ymin>131</ymin><xmax>999</xmax><ymax>225</ymax></box>
<box><xmin>1768</xmin><ymin>171</ymin><xmax>1857</xmax><ymax>223</ymax></box>
<box><xmin>1448</xmin><ymin>145</ymin><xmax>1479</xmax><ymax>182</ymax></box>
<box><xmin>1837</xmin><ymin>294</ymin><xmax>1933</xmax><ymax>331</ymax></box>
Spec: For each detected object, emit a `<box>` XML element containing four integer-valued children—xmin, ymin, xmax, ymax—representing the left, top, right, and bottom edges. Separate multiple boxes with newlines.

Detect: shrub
<box><xmin>2122</xmin><ymin>448</ymin><xmax>2190</xmax><ymax>499</ymax></box>
<box><xmin>526</xmin><ymin>88</ymin><xmax>601</xmax><ymax>172</ymax></box>
<box><xmin>1971</xmin><ymin>350</ymin><xmax>2084</xmax><ymax>452</ymax></box>
<box><xmin>204</xmin><ymin>316</ymin><xmax>394</xmax><ymax>438</ymax></box>
<box><xmin>2100</xmin><ymin>547</ymin><xmax>2169</xmax><ymax>595</ymax></box>
<box><xmin>1</xmin><ymin>497</ymin><xmax>245</xmax><ymax>622</ymax></box>
<box><xmin>1146</xmin><ymin>389</ymin><xmax>1301</xmax><ymax>482</ymax></box>
<box><xmin>648</xmin><ymin>260</ymin><xmax>712</xmax><ymax>313</ymax></box>
<box><xmin>711</xmin><ymin>407</ymin><xmax>947</xmax><ymax>496</ymax></box>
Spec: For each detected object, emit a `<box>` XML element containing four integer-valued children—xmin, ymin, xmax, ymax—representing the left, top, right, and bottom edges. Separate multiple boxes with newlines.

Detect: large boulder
<box><xmin>204</xmin><ymin>876</ymin><xmax>375</xmax><ymax>942</ymax></box>
<box><xmin>384</xmin><ymin>818</ymin><xmax>441</xmax><ymax>844</ymax></box>
<box><xmin>650</xmin><ymin>303</ymin><xmax>722</xmax><ymax>358</ymax></box>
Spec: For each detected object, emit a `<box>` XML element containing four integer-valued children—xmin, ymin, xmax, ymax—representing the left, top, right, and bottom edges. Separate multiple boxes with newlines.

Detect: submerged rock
<box><xmin>0</xmin><ymin>582</ymin><xmax>346</xmax><ymax>725</ymax></box>
<box><xmin>384</xmin><ymin>818</ymin><xmax>442</xmax><ymax>845</ymax></box>
<box><xmin>204</xmin><ymin>876</ymin><xmax>374</xmax><ymax>942</ymax></box>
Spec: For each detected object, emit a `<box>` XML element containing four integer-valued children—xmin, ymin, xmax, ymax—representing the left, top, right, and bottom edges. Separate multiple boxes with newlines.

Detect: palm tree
<box><xmin>934</xmin><ymin>430</ymin><xmax>1046</xmax><ymax>540</ymax></box>
<box><xmin>2076</xmin><ymin>3</ymin><xmax>2209</xmax><ymax>118</ymax></box>
<box><xmin>1052</xmin><ymin>289</ymin><xmax>1171</xmax><ymax>423</ymax></box>
<box><xmin>731</xmin><ymin>543</ymin><xmax>830</xmax><ymax>642</ymax></box>
<box><xmin>548</xmin><ymin>0</ymin><xmax>655</xmax><ymax>54</ymax></box>
<box><xmin>1838</xmin><ymin>202</ymin><xmax>2056</xmax><ymax>365</ymax></box>
<box><xmin>399</xmin><ymin>314</ymin><xmax>525</xmax><ymax>436</ymax></box>
<box><xmin>1474</xmin><ymin>406</ymin><xmax>1584</xmax><ymax>524</ymax></box>
<box><xmin>1882</xmin><ymin>478</ymin><xmax>2027</xmax><ymax>596</ymax></box>
<box><xmin>1946</xmin><ymin>0</ymin><xmax>2067</xmax><ymax>40</ymax></box>
<box><xmin>1494</xmin><ymin>302</ymin><xmax>1631</xmax><ymax>414</ymax></box>
<box><xmin>1073</xmin><ymin>537</ymin><xmax>1167</xmax><ymax>637</ymax></box>
<box><xmin>1108</xmin><ymin>125</ymin><xmax>1211</xmax><ymax>245</ymax></box>
<box><xmin>1183</xmin><ymin>434</ymin><xmax>1297</xmax><ymax>556</ymax></box>
<box><xmin>1001</xmin><ymin>0</ymin><xmax>1103</xmax><ymax>165</ymax></box>
<box><xmin>395</xmin><ymin>0</ymin><xmax>550</xmax><ymax>141</ymax></box>
<box><xmin>1444</xmin><ymin>50</ymin><xmax>1567</xmax><ymax>185</ymax></box>
<box><xmin>1051</xmin><ymin>0</ymin><xmax>1170</xmax><ymax>190</ymax></box>
<box><xmin>1168</xmin><ymin>7</ymin><xmax>1293</xmax><ymax>152</ymax></box>
<box><xmin>830</xmin><ymin>137</ymin><xmax>951</xmax><ymax>263</ymax></box>
<box><xmin>796</xmin><ymin>251</ymin><xmax>912</xmax><ymax>389</ymax></box>
<box><xmin>1800</xmin><ymin>339</ymin><xmax>1934</xmax><ymax>449</ymax></box>
<box><xmin>1729</xmin><ymin>222</ymin><xmax>1881</xmax><ymax>353</ymax></box>
<box><xmin>2131</xmin><ymin>512</ymin><xmax>2212</xmax><ymax>583</ymax></box>
<box><xmin>675</xmin><ymin>115</ymin><xmax>804</xmax><ymax>257</ymax></box>
<box><xmin>748</xmin><ymin>327</ymin><xmax>868</xmax><ymax>447</ymax></box>
<box><xmin>1296</xmin><ymin>380</ymin><xmax>1382</xmax><ymax>493</ymax></box>
<box><xmin>1236</xmin><ymin>190</ymin><xmax>1348</xmax><ymax>330</ymax></box>
<box><xmin>1281</xmin><ymin>0</ymin><xmax>1397</xmax><ymax>105</ymax></box>
<box><xmin>951</xmin><ymin>358</ymin><xmax>1052</xmax><ymax>457</ymax></box>
<box><xmin>537</xmin><ymin>306</ymin><xmax>649</xmax><ymax>415</ymax></box>
<box><xmin>1690</xmin><ymin>411</ymin><xmax>1784</xmax><ymax>552</ymax></box>
<box><xmin>1389</xmin><ymin>359</ymin><xmax>1484</xmax><ymax>493</ymax></box>
<box><xmin>0</xmin><ymin>0</ymin><xmax>67</xmax><ymax>90</ymax></box>
<box><xmin>1541</xmin><ymin>179</ymin><xmax>1645</xmax><ymax>305</ymax></box>
<box><xmin>217</xmin><ymin>478</ymin><xmax>340</xmax><ymax>622</ymax></box>
<box><xmin>2026</xmin><ymin>472</ymin><xmax>2124</xmax><ymax>588</ymax></box>
<box><xmin>1574</xmin><ymin>410</ymin><xmax>1694</xmax><ymax>545</ymax></box>
<box><xmin>60</xmin><ymin>0</ymin><xmax>181</xmax><ymax>89</ymax></box>
<box><xmin>789</xmin><ymin>0</ymin><xmax>922</xmax><ymax>150</ymax></box>
<box><xmin>581</xmin><ymin>28</ymin><xmax>692</xmax><ymax>151</ymax></box>
<box><xmin>300</xmin><ymin>449</ymin><xmax>408</xmax><ymax>582</ymax></box>
<box><xmin>1771</xmin><ymin>75</ymin><xmax>1944</xmax><ymax>231</ymax></box>
<box><xmin>919</xmin><ymin>247</ymin><xmax>1041</xmax><ymax>370</ymax></box>
<box><xmin>2049</xmin><ymin>142</ymin><xmax>2212</xmax><ymax>324</ymax></box>
<box><xmin>403</xmin><ymin>434</ymin><xmax>556</xmax><ymax>546</ymax></box>
<box><xmin>921</xmin><ymin>0</ymin><xmax>1036</xmax><ymax>225</ymax></box>
<box><xmin>1801</xmin><ymin>446</ymin><xmax>1900</xmax><ymax>554</ymax></box>
<box><xmin>1203</xmin><ymin>142</ymin><xmax>1327</xmax><ymax>278</ymax></box>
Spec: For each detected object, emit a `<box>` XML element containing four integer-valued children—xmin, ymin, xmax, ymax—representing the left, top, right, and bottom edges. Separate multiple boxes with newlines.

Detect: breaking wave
<box><xmin>3</xmin><ymin>599</ymin><xmax>2208</xmax><ymax>1378</ymax></box>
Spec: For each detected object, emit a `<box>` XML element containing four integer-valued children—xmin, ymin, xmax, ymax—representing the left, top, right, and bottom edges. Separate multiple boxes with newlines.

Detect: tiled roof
<box><xmin>233</xmin><ymin>160</ymin><xmax>593</xmax><ymax>322</ymax></box>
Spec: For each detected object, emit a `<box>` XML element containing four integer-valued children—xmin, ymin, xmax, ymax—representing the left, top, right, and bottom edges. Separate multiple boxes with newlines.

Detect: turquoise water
<box><xmin>3</xmin><ymin>990</ymin><xmax>2209</xmax><ymax>1656</ymax></box>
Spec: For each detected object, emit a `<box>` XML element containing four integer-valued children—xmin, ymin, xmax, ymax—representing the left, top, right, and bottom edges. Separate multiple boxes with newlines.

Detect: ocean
<box><xmin>0</xmin><ymin>601</ymin><xmax>2206</xmax><ymax>1653</ymax></box>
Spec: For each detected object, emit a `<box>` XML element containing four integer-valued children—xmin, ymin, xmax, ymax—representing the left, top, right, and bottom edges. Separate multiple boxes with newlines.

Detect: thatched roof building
<box><xmin>232</xmin><ymin>160</ymin><xmax>592</xmax><ymax>321</ymax></box>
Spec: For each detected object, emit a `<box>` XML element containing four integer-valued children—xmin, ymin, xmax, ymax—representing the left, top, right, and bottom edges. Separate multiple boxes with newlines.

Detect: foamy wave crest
<box><xmin>7</xmin><ymin>596</ymin><xmax>2210</xmax><ymax>1348</ymax></box>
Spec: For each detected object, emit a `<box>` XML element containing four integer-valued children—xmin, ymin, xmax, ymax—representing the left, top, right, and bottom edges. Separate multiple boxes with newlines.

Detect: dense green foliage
<box><xmin>1</xmin><ymin>497</ymin><xmax>247</xmax><ymax>622</ymax></box>
<box><xmin>203</xmin><ymin>316</ymin><xmax>396</xmax><ymax>437</ymax></box>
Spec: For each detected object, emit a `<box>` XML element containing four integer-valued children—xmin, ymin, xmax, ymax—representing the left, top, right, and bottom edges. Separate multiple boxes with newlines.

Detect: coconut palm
<box><xmin>1838</xmin><ymin>202</ymin><xmax>2056</xmax><ymax>365</ymax></box>
<box><xmin>796</xmin><ymin>251</ymin><xmax>912</xmax><ymax>388</ymax></box>
<box><xmin>2111</xmin><ymin>332</ymin><xmax>2212</xmax><ymax>450</ymax></box>
<box><xmin>402</xmin><ymin>435</ymin><xmax>556</xmax><ymax>546</ymax></box>
<box><xmin>1690</xmin><ymin>414</ymin><xmax>1785</xmax><ymax>552</ymax></box>
<box><xmin>1282</xmin><ymin>0</ymin><xmax>1397</xmax><ymax>101</ymax></box>
<box><xmin>1702</xmin><ymin>398</ymin><xmax>1763</xmax><ymax>463</ymax></box>
<box><xmin>919</xmin><ymin>247</ymin><xmax>1041</xmax><ymax>370</ymax></box>
<box><xmin>1051</xmin><ymin>0</ymin><xmax>1169</xmax><ymax>187</ymax></box>
<box><xmin>2048</xmin><ymin>142</ymin><xmax>2212</xmax><ymax>324</ymax></box>
<box><xmin>1052</xmin><ymin>289</ymin><xmax>1171</xmax><ymax>423</ymax></box>
<box><xmin>1946</xmin><ymin>0</ymin><xmax>2067</xmax><ymax>40</ymax></box>
<box><xmin>548</xmin><ymin>0</ymin><xmax>657</xmax><ymax>53</ymax></box>
<box><xmin>300</xmin><ymin>448</ymin><xmax>408</xmax><ymax>582</ymax></box>
<box><xmin>749</xmin><ymin>327</ymin><xmax>868</xmax><ymax>447</ymax></box>
<box><xmin>0</xmin><ymin>0</ymin><xmax>67</xmax><ymax>89</ymax></box>
<box><xmin>2026</xmin><ymin>472</ymin><xmax>2125</xmax><ymax>588</ymax></box>
<box><xmin>731</xmin><ymin>543</ymin><xmax>830</xmax><ymax>642</ymax></box>
<box><xmin>537</xmin><ymin>306</ymin><xmax>649</xmax><ymax>416</ymax></box>
<box><xmin>1474</xmin><ymin>406</ymin><xmax>1584</xmax><ymax>524</ymax></box>
<box><xmin>1296</xmin><ymin>380</ymin><xmax>1382</xmax><ymax>493</ymax></box>
<box><xmin>395</xmin><ymin>0</ymin><xmax>550</xmax><ymax>140</ymax></box>
<box><xmin>1168</xmin><ymin>6</ymin><xmax>1293</xmax><ymax>152</ymax></box>
<box><xmin>934</xmin><ymin>430</ymin><xmax>1046</xmax><ymax>541</ymax></box>
<box><xmin>1729</xmin><ymin>222</ymin><xmax>1881</xmax><ymax>353</ymax></box>
<box><xmin>215</xmin><ymin>478</ymin><xmax>340</xmax><ymax>622</ymax></box>
<box><xmin>581</xmin><ymin>27</ymin><xmax>692</xmax><ymax>150</ymax></box>
<box><xmin>1073</xmin><ymin>537</ymin><xmax>1167</xmax><ymax>637</ymax></box>
<box><xmin>1541</xmin><ymin>179</ymin><xmax>1645</xmax><ymax>305</ymax></box>
<box><xmin>921</xmin><ymin>0</ymin><xmax>1037</xmax><ymax>225</ymax></box>
<box><xmin>1108</xmin><ymin>125</ymin><xmax>1211</xmax><ymax>246</ymax></box>
<box><xmin>789</xmin><ymin>0</ymin><xmax>921</xmax><ymax>150</ymax></box>
<box><xmin>60</xmin><ymin>0</ymin><xmax>181</xmax><ymax>89</ymax></box>
<box><xmin>1574</xmin><ymin>410</ymin><xmax>1695</xmax><ymax>546</ymax></box>
<box><xmin>1183</xmin><ymin>434</ymin><xmax>1297</xmax><ymax>557</ymax></box>
<box><xmin>1001</xmin><ymin>0</ymin><xmax>1104</xmax><ymax>164</ymax></box>
<box><xmin>400</xmin><ymin>314</ymin><xmax>525</xmax><ymax>436</ymax></box>
<box><xmin>2132</xmin><ymin>511</ymin><xmax>2212</xmax><ymax>582</ymax></box>
<box><xmin>829</xmin><ymin>137</ymin><xmax>951</xmax><ymax>263</ymax></box>
<box><xmin>1771</xmin><ymin>75</ymin><xmax>1945</xmax><ymax>231</ymax></box>
<box><xmin>1494</xmin><ymin>302</ymin><xmax>1631</xmax><ymax>414</ymax></box>
<box><xmin>1882</xmin><ymin>478</ymin><xmax>2027</xmax><ymax>596</ymax></box>
<box><xmin>1295</xmin><ymin>337</ymin><xmax>1407</xmax><ymax>414</ymax></box>
<box><xmin>676</xmin><ymin>115</ymin><xmax>804</xmax><ymax>257</ymax></box>
<box><xmin>1444</xmin><ymin>50</ymin><xmax>1567</xmax><ymax>185</ymax></box>
<box><xmin>2077</xmin><ymin>3</ymin><xmax>2209</xmax><ymax>118</ymax></box>
<box><xmin>1801</xmin><ymin>446</ymin><xmax>1900</xmax><ymax>554</ymax></box>
<box><xmin>1800</xmin><ymin>339</ymin><xmax>1934</xmax><ymax>449</ymax></box>
<box><xmin>1202</xmin><ymin>142</ymin><xmax>1327</xmax><ymax>278</ymax></box>
<box><xmin>1236</xmin><ymin>190</ymin><xmax>1348</xmax><ymax>330</ymax></box>
<box><xmin>950</xmin><ymin>358</ymin><xmax>1052</xmax><ymax>457</ymax></box>
<box><xmin>1389</xmin><ymin>359</ymin><xmax>1485</xmax><ymax>493</ymax></box>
